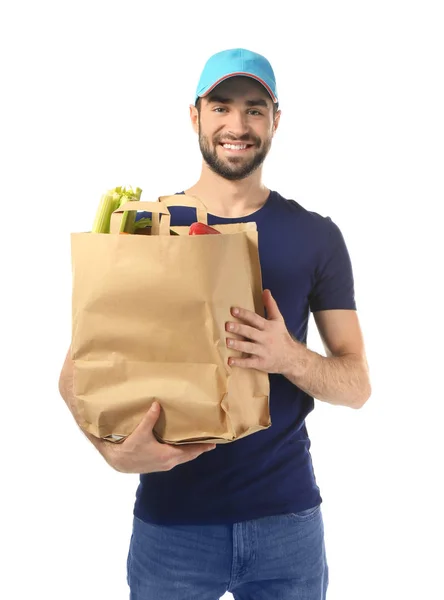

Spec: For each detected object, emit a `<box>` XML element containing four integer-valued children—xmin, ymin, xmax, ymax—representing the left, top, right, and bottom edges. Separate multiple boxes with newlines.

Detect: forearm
<box><xmin>281</xmin><ymin>340</ymin><xmax>371</xmax><ymax>409</ymax></box>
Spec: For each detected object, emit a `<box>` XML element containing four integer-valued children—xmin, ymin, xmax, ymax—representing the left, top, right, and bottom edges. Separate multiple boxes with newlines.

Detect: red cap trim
<box><xmin>201</xmin><ymin>72</ymin><xmax>278</xmax><ymax>103</ymax></box>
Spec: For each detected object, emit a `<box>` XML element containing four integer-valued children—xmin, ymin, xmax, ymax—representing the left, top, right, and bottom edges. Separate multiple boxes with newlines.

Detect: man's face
<box><xmin>192</xmin><ymin>77</ymin><xmax>280</xmax><ymax>181</ymax></box>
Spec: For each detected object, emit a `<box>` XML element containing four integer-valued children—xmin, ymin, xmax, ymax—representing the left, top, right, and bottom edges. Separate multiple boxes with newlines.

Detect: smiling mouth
<box><xmin>219</xmin><ymin>143</ymin><xmax>254</xmax><ymax>152</ymax></box>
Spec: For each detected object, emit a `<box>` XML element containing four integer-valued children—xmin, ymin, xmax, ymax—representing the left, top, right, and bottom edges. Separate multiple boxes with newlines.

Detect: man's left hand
<box><xmin>225</xmin><ymin>289</ymin><xmax>299</xmax><ymax>374</ymax></box>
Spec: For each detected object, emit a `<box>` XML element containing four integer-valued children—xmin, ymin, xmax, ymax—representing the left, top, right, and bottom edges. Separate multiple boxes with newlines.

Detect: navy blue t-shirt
<box><xmin>133</xmin><ymin>190</ymin><xmax>356</xmax><ymax>525</ymax></box>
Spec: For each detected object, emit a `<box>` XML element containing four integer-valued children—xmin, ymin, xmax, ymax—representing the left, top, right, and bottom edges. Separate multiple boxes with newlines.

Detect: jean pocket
<box><xmin>286</xmin><ymin>504</ymin><xmax>321</xmax><ymax>522</ymax></box>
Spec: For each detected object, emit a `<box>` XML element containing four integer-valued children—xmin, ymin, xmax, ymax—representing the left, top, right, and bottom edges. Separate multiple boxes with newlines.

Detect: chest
<box><xmin>255</xmin><ymin>225</ymin><xmax>316</xmax><ymax>337</ymax></box>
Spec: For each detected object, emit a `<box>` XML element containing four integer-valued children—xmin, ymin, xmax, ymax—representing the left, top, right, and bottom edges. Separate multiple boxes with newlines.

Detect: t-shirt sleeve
<box><xmin>309</xmin><ymin>218</ymin><xmax>357</xmax><ymax>312</ymax></box>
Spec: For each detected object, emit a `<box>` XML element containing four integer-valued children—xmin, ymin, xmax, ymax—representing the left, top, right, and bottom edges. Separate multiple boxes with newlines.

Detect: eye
<box><xmin>213</xmin><ymin>107</ymin><xmax>227</xmax><ymax>113</ymax></box>
<box><xmin>248</xmin><ymin>109</ymin><xmax>262</xmax><ymax>116</ymax></box>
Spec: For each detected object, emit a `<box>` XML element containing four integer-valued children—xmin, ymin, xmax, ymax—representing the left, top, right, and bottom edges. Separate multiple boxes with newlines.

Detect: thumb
<box><xmin>132</xmin><ymin>401</ymin><xmax>161</xmax><ymax>437</ymax></box>
<box><xmin>263</xmin><ymin>289</ymin><xmax>283</xmax><ymax>321</ymax></box>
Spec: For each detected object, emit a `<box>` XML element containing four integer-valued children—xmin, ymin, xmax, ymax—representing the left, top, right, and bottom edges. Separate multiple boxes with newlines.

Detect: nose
<box><xmin>225</xmin><ymin>109</ymin><xmax>249</xmax><ymax>138</ymax></box>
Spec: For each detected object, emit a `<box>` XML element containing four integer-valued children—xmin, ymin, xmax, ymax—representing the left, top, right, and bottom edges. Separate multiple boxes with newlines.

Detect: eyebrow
<box><xmin>206</xmin><ymin>94</ymin><xmax>269</xmax><ymax>108</ymax></box>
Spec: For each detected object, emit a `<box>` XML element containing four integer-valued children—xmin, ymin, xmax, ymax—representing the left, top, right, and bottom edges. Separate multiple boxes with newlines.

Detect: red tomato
<box><xmin>189</xmin><ymin>222</ymin><xmax>221</xmax><ymax>235</ymax></box>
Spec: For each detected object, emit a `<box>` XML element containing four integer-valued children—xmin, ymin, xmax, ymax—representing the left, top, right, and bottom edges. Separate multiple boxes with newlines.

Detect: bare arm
<box><xmin>281</xmin><ymin>310</ymin><xmax>371</xmax><ymax>409</ymax></box>
<box><xmin>58</xmin><ymin>348</ymin><xmax>216</xmax><ymax>473</ymax></box>
<box><xmin>223</xmin><ymin>292</ymin><xmax>371</xmax><ymax>410</ymax></box>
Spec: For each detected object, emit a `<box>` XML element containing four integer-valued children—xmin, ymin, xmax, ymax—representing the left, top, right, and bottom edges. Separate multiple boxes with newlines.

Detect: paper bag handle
<box><xmin>110</xmin><ymin>201</ymin><xmax>172</xmax><ymax>235</ymax></box>
<box><xmin>156</xmin><ymin>194</ymin><xmax>209</xmax><ymax>224</ymax></box>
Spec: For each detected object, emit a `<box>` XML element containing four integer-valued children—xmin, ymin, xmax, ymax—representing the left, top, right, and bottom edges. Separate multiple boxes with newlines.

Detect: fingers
<box><xmin>124</xmin><ymin>402</ymin><xmax>217</xmax><ymax>471</ymax></box>
<box><xmin>225</xmin><ymin>321</ymin><xmax>262</xmax><ymax>341</ymax></box>
<box><xmin>230</xmin><ymin>306</ymin><xmax>266</xmax><ymax>330</ymax></box>
<box><xmin>227</xmin><ymin>356</ymin><xmax>258</xmax><ymax>369</ymax></box>
<box><xmin>226</xmin><ymin>338</ymin><xmax>260</xmax><ymax>355</ymax></box>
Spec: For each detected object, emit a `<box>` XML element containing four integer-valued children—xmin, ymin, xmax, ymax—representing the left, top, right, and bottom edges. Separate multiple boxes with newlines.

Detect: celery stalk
<box><xmin>120</xmin><ymin>186</ymin><xmax>142</xmax><ymax>233</ymax></box>
<box><xmin>91</xmin><ymin>185</ymin><xmax>142</xmax><ymax>233</ymax></box>
<box><xmin>91</xmin><ymin>193</ymin><xmax>119</xmax><ymax>233</ymax></box>
<box><xmin>133</xmin><ymin>217</ymin><xmax>152</xmax><ymax>230</ymax></box>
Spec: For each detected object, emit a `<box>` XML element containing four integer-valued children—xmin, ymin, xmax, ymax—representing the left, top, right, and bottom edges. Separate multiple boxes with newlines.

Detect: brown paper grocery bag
<box><xmin>70</xmin><ymin>195</ymin><xmax>271</xmax><ymax>445</ymax></box>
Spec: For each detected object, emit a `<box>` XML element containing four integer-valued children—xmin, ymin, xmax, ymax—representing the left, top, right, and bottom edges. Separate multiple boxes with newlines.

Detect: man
<box><xmin>59</xmin><ymin>48</ymin><xmax>371</xmax><ymax>599</ymax></box>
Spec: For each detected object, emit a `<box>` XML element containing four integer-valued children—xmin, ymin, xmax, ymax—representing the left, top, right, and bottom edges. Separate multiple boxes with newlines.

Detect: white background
<box><xmin>1</xmin><ymin>1</ymin><xmax>443</xmax><ymax>599</ymax></box>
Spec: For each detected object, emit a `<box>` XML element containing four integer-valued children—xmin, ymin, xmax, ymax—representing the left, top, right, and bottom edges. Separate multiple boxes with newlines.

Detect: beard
<box><xmin>198</xmin><ymin>126</ymin><xmax>272</xmax><ymax>181</ymax></box>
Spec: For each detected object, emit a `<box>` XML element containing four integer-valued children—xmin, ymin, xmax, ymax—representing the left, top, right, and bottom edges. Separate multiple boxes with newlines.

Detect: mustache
<box><xmin>215</xmin><ymin>133</ymin><xmax>260</xmax><ymax>146</ymax></box>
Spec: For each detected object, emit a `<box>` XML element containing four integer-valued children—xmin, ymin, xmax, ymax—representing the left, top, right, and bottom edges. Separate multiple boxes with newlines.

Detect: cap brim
<box><xmin>199</xmin><ymin>72</ymin><xmax>278</xmax><ymax>103</ymax></box>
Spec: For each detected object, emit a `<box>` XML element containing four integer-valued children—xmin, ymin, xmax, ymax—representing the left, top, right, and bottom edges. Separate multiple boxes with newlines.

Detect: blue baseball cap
<box><xmin>195</xmin><ymin>48</ymin><xmax>278</xmax><ymax>104</ymax></box>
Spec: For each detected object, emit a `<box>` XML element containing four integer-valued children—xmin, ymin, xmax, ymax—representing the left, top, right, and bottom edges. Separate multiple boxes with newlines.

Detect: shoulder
<box><xmin>270</xmin><ymin>191</ymin><xmax>341</xmax><ymax>235</ymax></box>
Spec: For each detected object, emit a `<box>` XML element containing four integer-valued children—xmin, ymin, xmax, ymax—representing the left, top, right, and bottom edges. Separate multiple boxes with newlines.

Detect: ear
<box><xmin>272</xmin><ymin>108</ymin><xmax>281</xmax><ymax>137</ymax></box>
<box><xmin>189</xmin><ymin>104</ymin><xmax>199</xmax><ymax>134</ymax></box>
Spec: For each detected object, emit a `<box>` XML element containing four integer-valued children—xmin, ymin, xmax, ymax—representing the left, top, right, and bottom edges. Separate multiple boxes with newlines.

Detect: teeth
<box><xmin>223</xmin><ymin>144</ymin><xmax>248</xmax><ymax>150</ymax></box>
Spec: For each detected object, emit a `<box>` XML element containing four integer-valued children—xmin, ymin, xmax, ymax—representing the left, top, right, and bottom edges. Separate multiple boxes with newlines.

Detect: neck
<box><xmin>185</xmin><ymin>162</ymin><xmax>270</xmax><ymax>218</ymax></box>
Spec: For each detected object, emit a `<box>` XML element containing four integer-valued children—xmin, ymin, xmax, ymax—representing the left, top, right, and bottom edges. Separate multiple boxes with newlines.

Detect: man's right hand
<box><xmin>104</xmin><ymin>402</ymin><xmax>217</xmax><ymax>474</ymax></box>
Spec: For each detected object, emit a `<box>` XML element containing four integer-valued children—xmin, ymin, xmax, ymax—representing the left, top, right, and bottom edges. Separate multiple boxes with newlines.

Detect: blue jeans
<box><xmin>127</xmin><ymin>504</ymin><xmax>329</xmax><ymax>599</ymax></box>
